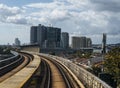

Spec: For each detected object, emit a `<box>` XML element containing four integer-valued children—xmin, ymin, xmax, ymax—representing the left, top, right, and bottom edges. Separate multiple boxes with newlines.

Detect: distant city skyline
<box><xmin>0</xmin><ymin>0</ymin><xmax>120</xmax><ymax>45</ymax></box>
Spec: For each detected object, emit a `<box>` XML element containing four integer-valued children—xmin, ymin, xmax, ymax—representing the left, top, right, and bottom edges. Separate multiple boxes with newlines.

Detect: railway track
<box><xmin>52</xmin><ymin>59</ymin><xmax>80</xmax><ymax>88</ymax></box>
<box><xmin>0</xmin><ymin>51</ymin><xmax>83</xmax><ymax>88</ymax></box>
<box><xmin>40</xmin><ymin>56</ymin><xmax>81</xmax><ymax>88</ymax></box>
<box><xmin>0</xmin><ymin>54</ymin><xmax>23</xmax><ymax>77</ymax></box>
<box><xmin>0</xmin><ymin>51</ymin><xmax>33</xmax><ymax>82</ymax></box>
<box><xmin>0</xmin><ymin>51</ymin><xmax>41</xmax><ymax>88</ymax></box>
<box><xmin>39</xmin><ymin>59</ymin><xmax>51</xmax><ymax>88</ymax></box>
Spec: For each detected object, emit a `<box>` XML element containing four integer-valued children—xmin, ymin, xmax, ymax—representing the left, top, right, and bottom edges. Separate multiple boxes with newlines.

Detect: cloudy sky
<box><xmin>0</xmin><ymin>0</ymin><xmax>120</xmax><ymax>45</ymax></box>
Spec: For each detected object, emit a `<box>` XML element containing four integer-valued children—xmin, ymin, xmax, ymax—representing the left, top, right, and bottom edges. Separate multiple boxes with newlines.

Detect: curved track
<box><xmin>39</xmin><ymin>59</ymin><xmax>51</xmax><ymax>88</ymax></box>
<box><xmin>0</xmin><ymin>52</ymin><xmax>33</xmax><ymax>82</ymax></box>
<box><xmin>52</xmin><ymin>59</ymin><xmax>80</xmax><ymax>88</ymax></box>
<box><xmin>0</xmin><ymin>51</ymin><xmax>41</xmax><ymax>88</ymax></box>
<box><xmin>40</xmin><ymin>56</ymin><xmax>81</xmax><ymax>88</ymax></box>
<box><xmin>0</xmin><ymin>51</ymin><xmax>83</xmax><ymax>88</ymax></box>
<box><xmin>0</xmin><ymin>55</ymin><xmax>23</xmax><ymax>76</ymax></box>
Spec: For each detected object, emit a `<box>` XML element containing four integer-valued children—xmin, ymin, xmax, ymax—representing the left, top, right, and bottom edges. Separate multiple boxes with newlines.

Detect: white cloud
<box><xmin>6</xmin><ymin>15</ymin><xmax>28</xmax><ymax>24</ymax></box>
<box><xmin>66</xmin><ymin>0</ymin><xmax>89</xmax><ymax>8</ymax></box>
<box><xmin>26</xmin><ymin>1</ymin><xmax>59</xmax><ymax>9</ymax></box>
<box><xmin>0</xmin><ymin>0</ymin><xmax>120</xmax><ymax>44</ymax></box>
<box><xmin>49</xmin><ymin>9</ymin><xmax>70</xmax><ymax>21</ymax></box>
<box><xmin>0</xmin><ymin>4</ymin><xmax>24</xmax><ymax>16</ymax></box>
<box><xmin>0</xmin><ymin>4</ymin><xmax>28</xmax><ymax>25</ymax></box>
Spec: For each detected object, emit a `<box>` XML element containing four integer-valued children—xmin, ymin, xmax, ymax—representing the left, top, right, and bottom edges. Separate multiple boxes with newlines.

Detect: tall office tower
<box><xmin>15</xmin><ymin>38</ymin><xmax>21</xmax><ymax>46</ymax></box>
<box><xmin>61</xmin><ymin>32</ymin><xmax>69</xmax><ymax>48</ymax></box>
<box><xmin>46</xmin><ymin>27</ymin><xmax>61</xmax><ymax>48</ymax></box>
<box><xmin>86</xmin><ymin>38</ymin><xmax>92</xmax><ymax>47</ymax></box>
<box><xmin>30</xmin><ymin>24</ymin><xmax>61</xmax><ymax>48</ymax></box>
<box><xmin>37</xmin><ymin>24</ymin><xmax>47</xmax><ymax>47</ymax></box>
<box><xmin>72</xmin><ymin>36</ymin><xmax>82</xmax><ymax>49</ymax></box>
<box><xmin>72</xmin><ymin>36</ymin><xmax>92</xmax><ymax>49</ymax></box>
<box><xmin>30</xmin><ymin>26</ymin><xmax>37</xmax><ymax>44</ymax></box>
<box><xmin>79</xmin><ymin>37</ymin><xmax>87</xmax><ymax>48</ymax></box>
<box><xmin>102</xmin><ymin>33</ymin><xmax>107</xmax><ymax>54</ymax></box>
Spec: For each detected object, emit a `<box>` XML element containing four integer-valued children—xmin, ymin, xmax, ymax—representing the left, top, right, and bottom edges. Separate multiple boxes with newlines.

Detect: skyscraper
<box><xmin>102</xmin><ymin>33</ymin><xmax>107</xmax><ymax>54</ymax></box>
<box><xmin>61</xmin><ymin>32</ymin><xmax>69</xmax><ymax>48</ymax></box>
<box><xmin>72</xmin><ymin>36</ymin><xmax>92</xmax><ymax>49</ymax></box>
<box><xmin>80</xmin><ymin>37</ymin><xmax>87</xmax><ymax>48</ymax></box>
<box><xmin>72</xmin><ymin>36</ymin><xmax>82</xmax><ymax>49</ymax></box>
<box><xmin>30</xmin><ymin>26</ymin><xmax>37</xmax><ymax>44</ymax></box>
<box><xmin>37</xmin><ymin>24</ymin><xmax>47</xmax><ymax>47</ymax></box>
<box><xmin>30</xmin><ymin>24</ymin><xmax>61</xmax><ymax>48</ymax></box>
<box><xmin>46</xmin><ymin>27</ymin><xmax>61</xmax><ymax>48</ymax></box>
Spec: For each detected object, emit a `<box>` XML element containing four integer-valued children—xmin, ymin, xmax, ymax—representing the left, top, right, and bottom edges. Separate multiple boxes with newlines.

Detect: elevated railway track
<box><xmin>0</xmin><ymin>51</ymin><xmax>41</xmax><ymax>88</ymax></box>
<box><xmin>0</xmin><ymin>51</ymin><xmax>112</xmax><ymax>88</ymax></box>
<box><xmin>0</xmin><ymin>51</ymin><xmax>85</xmax><ymax>88</ymax></box>
<box><xmin>39</xmin><ymin>59</ymin><xmax>51</xmax><ymax>88</ymax></box>
<box><xmin>39</xmin><ymin>55</ymin><xmax>85</xmax><ymax>88</ymax></box>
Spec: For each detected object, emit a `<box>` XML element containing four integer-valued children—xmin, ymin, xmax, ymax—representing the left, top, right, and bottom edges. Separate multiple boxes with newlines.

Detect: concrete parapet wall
<box><xmin>40</xmin><ymin>53</ymin><xmax>112</xmax><ymax>88</ymax></box>
<box><xmin>21</xmin><ymin>46</ymin><xmax>40</xmax><ymax>53</ymax></box>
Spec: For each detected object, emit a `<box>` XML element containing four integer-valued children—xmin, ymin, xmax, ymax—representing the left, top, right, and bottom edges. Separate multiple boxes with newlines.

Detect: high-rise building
<box><xmin>15</xmin><ymin>38</ymin><xmax>20</xmax><ymax>46</ymax></box>
<box><xmin>72</xmin><ymin>36</ymin><xmax>81</xmax><ymax>49</ymax></box>
<box><xmin>72</xmin><ymin>36</ymin><xmax>92</xmax><ymax>49</ymax></box>
<box><xmin>46</xmin><ymin>27</ymin><xmax>61</xmax><ymax>48</ymax></box>
<box><xmin>37</xmin><ymin>24</ymin><xmax>47</xmax><ymax>47</ymax></box>
<box><xmin>102</xmin><ymin>33</ymin><xmax>106</xmax><ymax>54</ymax></box>
<box><xmin>61</xmin><ymin>32</ymin><xmax>69</xmax><ymax>48</ymax></box>
<box><xmin>30</xmin><ymin>24</ymin><xmax>61</xmax><ymax>48</ymax></box>
<box><xmin>30</xmin><ymin>26</ymin><xmax>37</xmax><ymax>44</ymax></box>
<box><xmin>80</xmin><ymin>37</ymin><xmax>87</xmax><ymax>48</ymax></box>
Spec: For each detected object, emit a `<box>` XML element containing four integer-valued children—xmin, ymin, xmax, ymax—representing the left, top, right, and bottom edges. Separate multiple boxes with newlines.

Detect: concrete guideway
<box><xmin>40</xmin><ymin>54</ymin><xmax>85</xmax><ymax>88</ymax></box>
<box><xmin>52</xmin><ymin>55</ymin><xmax>112</xmax><ymax>88</ymax></box>
<box><xmin>41</xmin><ymin>57</ymin><xmax>66</xmax><ymax>88</ymax></box>
<box><xmin>54</xmin><ymin>58</ymin><xmax>85</xmax><ymax>88</ymax></box>
<box><xmin>0</xmin><ymin>54</ymin><xmax>41</xmax><ymax>88</ymax></box>
<box><xmin>0</xmin><ymin>50</ymin><xmax>112</xmax><ymax>88</ymax></box>
<box><xmin>0</xmin><ymin>54</ymin><xmax>29</xmax><ymax>82</ymax></box>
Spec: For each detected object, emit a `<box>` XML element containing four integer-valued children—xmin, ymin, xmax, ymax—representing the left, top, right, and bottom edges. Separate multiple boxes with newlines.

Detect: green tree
<box><xmin>104</xmin><ymin>47</ymin><xmax>120</xmax><ymax>87</ymax></box>
<box><xmin>91</xmin><ymin>66</ymin><xmax>101</xmax><ymax>76</ymax></box>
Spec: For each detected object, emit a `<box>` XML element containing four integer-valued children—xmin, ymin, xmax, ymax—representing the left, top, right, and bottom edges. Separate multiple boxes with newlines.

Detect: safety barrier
<box><xmin>40</xmin><ymin>53</ymin><xmax>112</xmax><ymax>88</ymax></box>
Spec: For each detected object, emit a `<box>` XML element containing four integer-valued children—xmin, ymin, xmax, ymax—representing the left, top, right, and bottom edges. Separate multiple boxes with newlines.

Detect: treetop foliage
<box><xmin>104</xmin><ymin>47</ymin><xmax>120</xmax><ymax>87</ymax></box>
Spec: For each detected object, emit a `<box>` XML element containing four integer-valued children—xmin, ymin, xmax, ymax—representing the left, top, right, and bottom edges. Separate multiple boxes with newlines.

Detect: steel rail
<box><xmin>40</xmin><ymin>56</ymin><xmax>76</xmax><ymax>88</ymax></box>
<box><xmin>39</xmin><ymin>59</ymin><xmax>51</xmax><ymax>88</ymax></box>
